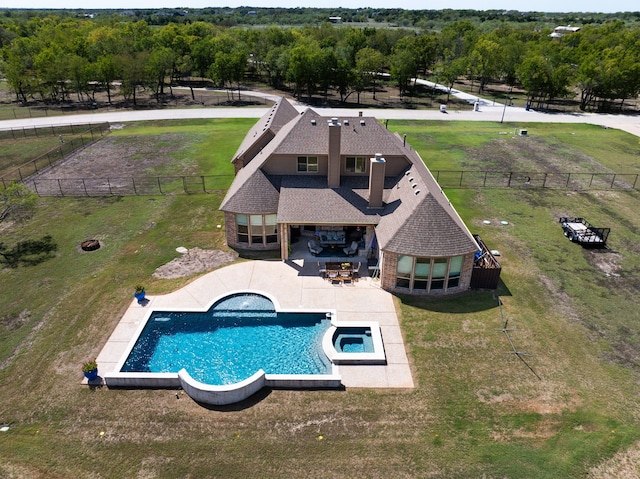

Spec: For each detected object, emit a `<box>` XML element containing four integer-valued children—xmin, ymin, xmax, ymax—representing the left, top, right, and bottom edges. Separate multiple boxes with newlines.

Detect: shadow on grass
<box><xmin>397</xmin><ymin>282</ymin><xmax>512</xmax><ymax>314</ymax></box>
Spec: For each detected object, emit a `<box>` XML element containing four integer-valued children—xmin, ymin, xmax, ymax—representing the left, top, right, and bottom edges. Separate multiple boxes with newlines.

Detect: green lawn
<box><xmin>1</xmin><ymin>120</ymin><xmax>639</xmax><ymax>478</ymax></box>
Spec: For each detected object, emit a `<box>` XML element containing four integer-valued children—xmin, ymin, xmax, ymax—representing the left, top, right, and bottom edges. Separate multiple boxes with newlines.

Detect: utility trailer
<box><xmin>559</xmin><ymin>217</ymin><xmax>610</xmax><ymax>247</ymax></box>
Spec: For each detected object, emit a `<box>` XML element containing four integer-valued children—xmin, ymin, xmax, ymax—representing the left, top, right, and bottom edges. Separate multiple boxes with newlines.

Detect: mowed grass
<box><xmin>1</xmin><ymin>120</ymin><xmax>640</xmax><ymax>478</ymax></box>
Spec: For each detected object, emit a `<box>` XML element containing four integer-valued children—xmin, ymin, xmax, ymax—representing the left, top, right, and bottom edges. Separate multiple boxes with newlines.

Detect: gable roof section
<box><xmin>375</xmin><ymin>134</ymin><xmax>479</xmax><ymax>257</ymax></box>
<box><xmin>231</xmin><ymin>98</ymin><xmax>299</xmax><ymax>165</ymax></box>
<box><xmin>270</xmin><ymin>109</ymin><xmax>409</xmax><ymax>157</ymax></box>
<box><xmin>219</xmin><ymin>167</ymin><xmax>280</xmax><ymax>214</ymax></box>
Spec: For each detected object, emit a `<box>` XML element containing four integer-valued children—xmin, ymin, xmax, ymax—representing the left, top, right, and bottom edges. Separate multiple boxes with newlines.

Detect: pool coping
<box><xmin>93</xmin><ymin>260</ymin><xmax>414</xmax><ymax>393</ymax></box>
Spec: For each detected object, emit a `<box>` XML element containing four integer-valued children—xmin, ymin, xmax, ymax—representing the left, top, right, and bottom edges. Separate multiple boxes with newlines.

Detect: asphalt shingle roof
<box><xmin>221</xmin><ymin>98</ymin><xmax>479</xmax><ymax>257</ymax></box>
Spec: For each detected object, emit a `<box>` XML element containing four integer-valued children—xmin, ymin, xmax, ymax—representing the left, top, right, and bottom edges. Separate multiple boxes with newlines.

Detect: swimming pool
<box><xmin>104</xmin><ymin>291</ymin><xmax>385</xmax><ymax>405</ymax></box>
<box><xmin>120</xmin><ymin>293</ymin><xmax>332</xmax><ymax>384</ymax></box>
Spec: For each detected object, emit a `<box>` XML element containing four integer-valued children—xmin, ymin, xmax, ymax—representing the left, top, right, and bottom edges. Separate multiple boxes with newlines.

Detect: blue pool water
<box><xmin>333</xmin><ymin>327</ymin><xmax>374</xmax><ymax>353</ymax></box>
<box><xmin>121</xmin><ymin>293</ymin><xmax>332</xmax><ymax>385</ymax></box>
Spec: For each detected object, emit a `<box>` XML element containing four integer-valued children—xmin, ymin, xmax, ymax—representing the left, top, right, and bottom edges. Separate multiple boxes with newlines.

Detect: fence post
<box><xmin>459</xmin><ymin>171</ymin><xmax>463</xmax><ymax>187</ymax></box>
<box><xmin>58</xmin><ymin>179</ymin><xmax>64</xmax><ymax>196</ymax></box>
<box><xmin>201</xmin><ymin>175</ymin><xmax>206</xmax><ymax>193</ymax></box>
<box><xmin>107</xmin><ymin>178</ymin><xmax>113</xmax><ymax>196</ymax></box>
<box><xmin>182</xmin><ymin>176</ymin><xmax>188</xmax><ymax>193</ymax></box>
<box><xmin>157</xmin><ymin>177</ymin><xmax>163</xmax><ymax>194</ymax></box>
<box><xmin>32</xmin><ymin>180</ymin><xmax>40</xmax><ymax>196</ymax></box>
<box><xmin>507</xmin><ymin>172</ymin><xmax>513</xmax><ymax>187</ymax></box>
<box><xmin>633</xmin><ymin>175</ymin><xmax>638</xmax><ymax>189</ymax></box>
<box><xmin>132</xmin><ymin>177</ymin><xmax>138</xmax><ymax>195</ymax></box>
<box><xmin>611</xmin><ymin>174</ymin><xmax>616</xmax><ymax>189</ymax></box>
<box><xmin>82</xmin><ymin>179</ymin><xmax>88</xmax><ymax>196</ymax></box>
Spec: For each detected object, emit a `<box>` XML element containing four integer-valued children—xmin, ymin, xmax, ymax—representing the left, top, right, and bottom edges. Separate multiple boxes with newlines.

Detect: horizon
<box><xmin>0</xmin><ymin>1</ymin><xmax>637</xmax><ymax>14</ymax></box>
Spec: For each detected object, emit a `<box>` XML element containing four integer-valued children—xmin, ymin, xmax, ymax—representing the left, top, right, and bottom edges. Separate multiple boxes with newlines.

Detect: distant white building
<box><xmin>550</xmin><ymin>25</ymin><xmax>581</xmax><ymax>39</ymax></box>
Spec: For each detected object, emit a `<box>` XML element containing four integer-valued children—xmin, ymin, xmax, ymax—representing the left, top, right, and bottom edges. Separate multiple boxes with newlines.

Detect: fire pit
<box><xmin>80</xmin><ymin>239</ymin><xmax>101</xmax><ymax>251</ymax></box>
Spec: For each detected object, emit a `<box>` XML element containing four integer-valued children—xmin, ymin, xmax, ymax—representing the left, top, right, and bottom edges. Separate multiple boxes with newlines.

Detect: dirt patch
<box><xmin>463</xmin><ymin>136</ymin><xmax>614</xmax><ymax>174</ymax></box>
<box><xmin>586</xmin><ymin>249</ymin><xmax>622</xmax><ymax>277</ymax></box>
<box><xmin>33</xmin><ymin>133</ymin><xmax>195</xmax><ymax>181</ymax></box>
<box><xmin>152</xmin><ymin>248</ymin><xmax>238</xmax><ymax>279</ymax></box>
<box><xmin>587</xmin><ymin>440</ymin><xmax>640</xmax><ymax>479</ymax></box>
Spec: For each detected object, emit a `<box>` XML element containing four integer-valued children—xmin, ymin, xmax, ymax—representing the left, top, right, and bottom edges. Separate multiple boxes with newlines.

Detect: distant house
<box><xmin>220</xmin><ymin>98</ymin><xmax>480</xmax><ymax>295</ymax></box>
<box><xmin>329</xmin><ymin>16</ymin><xmax>342</xmax><ymax>24</ymax></box>
<box><xmin>550</xmin><ymin>25</ymin><xmax>580</xmax><ymax>39</ymax></box>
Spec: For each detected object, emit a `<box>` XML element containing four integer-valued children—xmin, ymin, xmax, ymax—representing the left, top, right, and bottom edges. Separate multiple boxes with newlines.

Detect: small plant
<box><xmin>82</xmin><ymin>360</ymin><xmax>98</xmax><ymax>373</ymax></box>
<box><xmin>135</xmin><ymin>285</ymin><xmax>145</xmax><ymax>294</ymax></box>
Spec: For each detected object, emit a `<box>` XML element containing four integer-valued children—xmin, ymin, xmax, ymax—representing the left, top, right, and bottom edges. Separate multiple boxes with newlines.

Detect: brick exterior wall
<box><xmin>380</xmin><ymin>250</ymin><xmax>474</xmax><ymax>296</ymax></box>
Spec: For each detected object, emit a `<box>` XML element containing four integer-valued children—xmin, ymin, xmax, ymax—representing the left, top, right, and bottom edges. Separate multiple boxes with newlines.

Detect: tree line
<box><xmin>1</xmin><ymin>14</ymin><xmax>639</xmax><ymax>111</ymax></box>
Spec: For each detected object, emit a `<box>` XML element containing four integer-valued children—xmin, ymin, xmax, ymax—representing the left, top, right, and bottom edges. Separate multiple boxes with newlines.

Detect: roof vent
<box><xmin>360</xmin><ymin>120</ymin><xmax>365</xmax><ymax>126</ymax></box>
<box><xmin>414</xmin><ymin>190</ymin><xmax>421</xmax><ymax>195</ymax></box>
<box><xmin>408</xmin><ymin>177</ymin><xmax>414</xmax><ymax>182</ymax></box>
<box><xmin>412</xmin><ymin>183</ymin><xmax>417</xmax><ymax>189</ymax></box>
<box><xmin>344</xmin><ymin>120</ymin><xmax>349</xmax><ymax>125</ymax></box>
<box><xmin>311</xmin><ymin>119</ymin><xmax>316</xmax><ymax>125</ymax></box>
<box><xmin>405</xmin><ymin>171</ymin><xmax>411</xmax><ymax>176</ymax></box>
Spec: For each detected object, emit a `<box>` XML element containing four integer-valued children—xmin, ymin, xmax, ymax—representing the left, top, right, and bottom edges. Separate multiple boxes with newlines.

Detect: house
<box><xmin>549</xmin><ymin>25</ymin><xmax>580</xmax><ymax>39</ymax></box>
<box><xmin>220</xmin><ymin>98</ymin><xmax>480</xmax><ymax>295</ymax></box>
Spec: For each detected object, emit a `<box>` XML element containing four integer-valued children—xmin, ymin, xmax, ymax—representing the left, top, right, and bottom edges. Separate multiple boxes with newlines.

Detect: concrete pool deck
<box><xmin>96</xmin><ymin>259</ymin><xmax>414</xmax><ymax>390</ymax></box>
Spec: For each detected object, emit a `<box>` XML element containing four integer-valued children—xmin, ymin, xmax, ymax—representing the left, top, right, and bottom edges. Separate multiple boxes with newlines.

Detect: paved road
<box><xmin>1</xmin><ymin>88</ymin><xmax>639</xmax><ymax>137</ymax></box>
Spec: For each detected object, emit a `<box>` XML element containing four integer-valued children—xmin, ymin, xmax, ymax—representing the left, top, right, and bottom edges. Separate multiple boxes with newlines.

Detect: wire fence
<box><xmin>432</xmin><ymin>170</ymin><xmax>639</xmax><ymax>190</ymax></box>
<box><xmin>24</xmin><ymin>175</ymin><xmax>234</xmax><ymax>196</ymax></box>
<box><xmin>0</xmin><ymin>123</ymin><xmax>111</xmax><ymax>185</ymax></box>
<box><xmin>15</xmin><ymin>170</ymin><xmax>638</xmax><ymax>197</ymax></box>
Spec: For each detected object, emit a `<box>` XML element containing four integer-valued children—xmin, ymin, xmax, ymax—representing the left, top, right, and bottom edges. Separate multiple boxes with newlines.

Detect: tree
<box><xmin>389</xmin><ymin>45</ymin><xmax>418</xmax><ymax>100</ymax></box>
<box><xmin>2</xmin><ymin>36</ymin><xmax>39</xmax><ymax>103</ymax></box>
<box><xmin>118</xmin><ymin>52</ymin><xmax>150</xmax><ymax>105</ymax></box>
<box><xmin>355</xmin><ymin>47</ymin><xmax>385</xmax><ymax>100</ymax></box>
<box><xmin>147</xmin><ymin>46</ymin><xmax>177</xmax><ymax>100</ymax></box>
<box><xmin>0</xmin><ymin>183</ymin><xmax>38</xmax><ymax>222</ymax></box>
<box><xmin>470</xmin><ymin>37</ymin><xmax>501</xmax><ymax>93</ymax></box>
<box><xmin>209</xmin><ymin>48</ymin><xmax>248</xmax><ymax>101</ymax></box>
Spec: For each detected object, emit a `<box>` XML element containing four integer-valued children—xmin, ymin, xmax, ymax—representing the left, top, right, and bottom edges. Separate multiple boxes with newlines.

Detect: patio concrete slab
<box><xmin>95</xmin><ymin>259</ymin><xmax>414</xmax><ymax>392</ymax></box>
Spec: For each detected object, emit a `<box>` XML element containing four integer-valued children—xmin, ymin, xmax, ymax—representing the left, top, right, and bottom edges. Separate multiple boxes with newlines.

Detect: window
<box><xmin>431</xmin><ymin>258</ymin><xmax>447</xmax><ymax>290</ymax></box>
<box><xmin>265</xmin><ymin>214</ymin><xmax>278</xmax><ymax>243</ymax></box>
<box><xmin>448</xmin><ymin>256</ymin><xmax>463</xmax><ymax>288</ymax></box>
<box><xmin>346</xmin><ymin>156</ymin><xmax>366</xmax><ymax>173</ymax></box>
<box><xmin>297</xmin><ymin>156</ymin><xmax>318</xmax><ymax>172</ymax></box>
<box><xmin>237</xmin><ymin>214</ymin><xmax>248</xmax><ymax>243</ymax></box>
<box><xmin>250</xmin><ymin>214</ymin><xmax>263</xmax><ymax>243</ymax></box>
<box><xmin>395</xmin><ymin>255</ymin><xmax>412</xmax><ymax>288</ymax></box>
<box><xmin>236</xmin><ymin>214</ymin><xmax>278</xmax><ymax>246</ymax></box>
<box><xmin>413</xmin><ymin>257</ymin><xmax>430</xmax><ymax>290</ymax></box>
<box><xmin>395</xmin><ymin>255</ymin><xmax>465</xmax><ymax>292</ymax></box>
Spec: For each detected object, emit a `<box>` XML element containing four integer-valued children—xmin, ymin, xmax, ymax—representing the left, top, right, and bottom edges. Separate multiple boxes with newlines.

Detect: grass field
<box><xmin>1</xmin><ymin>119</ymin><xmax>639</xmax><ymax>478</ymax></box>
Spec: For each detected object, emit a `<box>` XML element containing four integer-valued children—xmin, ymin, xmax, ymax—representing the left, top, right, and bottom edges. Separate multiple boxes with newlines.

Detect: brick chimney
<box><xmin>369</xmin><ymin>153</ymin><xmax>386</xmax><ymax>208</ymax></box>
<box><xmin>328</xmin><ymin>118</ymin><xmax>341</xmax><ymax>188</ymax></box>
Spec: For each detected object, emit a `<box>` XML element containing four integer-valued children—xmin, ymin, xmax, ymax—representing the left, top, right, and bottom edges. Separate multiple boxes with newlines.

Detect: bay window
<box><xmin>236</xmin><ymin>214</ymin><xmax>278</xmax><ymax>246</ymax></box>
<box><xmin>395</xmin><ymin>255</ymin><xmax>465</xmax><ymax>292</ymax></box>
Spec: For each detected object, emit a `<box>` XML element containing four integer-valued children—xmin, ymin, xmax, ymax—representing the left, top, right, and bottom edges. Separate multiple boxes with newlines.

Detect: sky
<box><xmin>0</xmin><ymin>0</ymin><xmax>636</xmax><ymax>12</ymax></box>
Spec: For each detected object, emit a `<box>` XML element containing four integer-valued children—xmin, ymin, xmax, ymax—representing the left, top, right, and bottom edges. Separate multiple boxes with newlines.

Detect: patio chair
<box><xmin>318</xmin><ymin>262</ymin><xmax>327</xmax><ymax>278</ymax></box>
<box><xmin>308</xmin><ymin>239</ymin><xmax>323</xmax><ymax>256</ymax></box>
<box><xmin>343</xmin><ymin>240</ymin><xmax>358</xmax><ymax>257</ymax></box>
<box><xmin>352</xmin><ymin>262</ymin><xmax>361</xmax><ymax>280</ymax></box>
<box><xmin>339</xmin><ymin>270</ymin><xmax>352</xmax><ymax>283</ymax></box>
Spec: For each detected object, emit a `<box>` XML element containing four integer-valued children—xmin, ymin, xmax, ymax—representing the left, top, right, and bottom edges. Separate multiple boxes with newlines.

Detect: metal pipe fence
<box><xmin>12</xmin><ymin>170</ymin><xmax>638</xmax><ymax>197</ymax></box>
<box><xmin>0</xmin><ymin>123</ymin><xmax>111</xmax><ymax>187</ymax></box>
<box><xmin>24</xmin><ymin>175</ymin><xmax>235</xmax><ymax>196</ymax></box>
<box><xmin>432</xmin><ymin>170</ymin><xmax>639</xmax><ymax>190</ymax></box>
